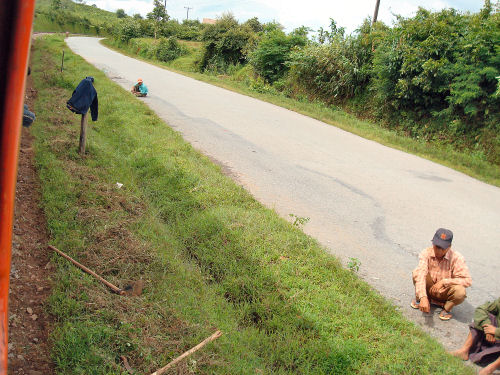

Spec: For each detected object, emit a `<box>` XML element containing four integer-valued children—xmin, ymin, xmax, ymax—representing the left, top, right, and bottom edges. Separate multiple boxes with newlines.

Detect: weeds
<box><xmin>347</xmin><ymin>257</ymin><xmax>361</xmax><ymax>273</ymax></box>
<box><xmin>289</xmin><ymin>213</ymin><xmax>310</xmax><ymax>228</ymax></box>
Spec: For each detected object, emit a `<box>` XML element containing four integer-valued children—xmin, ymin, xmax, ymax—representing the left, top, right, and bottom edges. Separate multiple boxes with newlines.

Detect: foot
<box><xmin>439</xmin><ymin>309</ymin><xmax>453</xmax><ymax>321</ymax></box>
<box><xmin>449</xmin><ymin>349</ymin><xmax>468</xmax><ymax>361</ymax></box>
<box><xmin>410</xmin><ymin>299</ymin><xmax>420</xmax><ymax>309</ymax></box>
<box><xmin>479</xmin><ymin>363</ymin><xmax>498</xmax><ymax>375</ymax></box>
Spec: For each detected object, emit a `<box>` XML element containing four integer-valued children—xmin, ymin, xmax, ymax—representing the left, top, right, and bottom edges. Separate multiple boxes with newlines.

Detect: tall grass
<box><xmin>31</xmin><ymin>34</ymin><xmax>473</xmax><ymax>374</ymax></box>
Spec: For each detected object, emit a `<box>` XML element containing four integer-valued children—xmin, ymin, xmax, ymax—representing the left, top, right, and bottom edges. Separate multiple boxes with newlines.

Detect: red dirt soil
<box><xmin>7</xmin><ymin>68</ymin><xmax>54</xmax><ymax>375</ymax></box>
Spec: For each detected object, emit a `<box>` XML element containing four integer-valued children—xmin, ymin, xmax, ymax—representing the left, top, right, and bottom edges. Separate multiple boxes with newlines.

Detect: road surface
<box><xmin>66</xmin><ymin>36</ymin><xmax>500</xmax><ymax>349</ymax></box>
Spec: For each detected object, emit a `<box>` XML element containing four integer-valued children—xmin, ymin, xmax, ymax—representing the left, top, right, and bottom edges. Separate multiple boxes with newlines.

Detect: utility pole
<box><xmin>372</xmin><ymin>0</ymin><xmax>380</xmax><ymax>25</ymax></box>
<box><xmin>184</xmin><ymin>6</ymin><xmax>192</xmax><ymax>20</ymax></box>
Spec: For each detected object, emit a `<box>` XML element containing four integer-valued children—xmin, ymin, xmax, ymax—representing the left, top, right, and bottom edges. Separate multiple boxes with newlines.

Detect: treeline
<box><xmin>195</xmin><ymin>6</ymin><xmax>499</xmax><ymax>164</ymax></box>
<box><xmin>36</xmin><ymin>0</ymin><xmax>500</xmax><ymax>164</ymax></box>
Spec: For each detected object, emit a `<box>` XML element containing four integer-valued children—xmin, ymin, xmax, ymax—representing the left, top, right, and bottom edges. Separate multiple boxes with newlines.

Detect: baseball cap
<box><xmin>432</xmin><ymin>228</ymin><xmax>453</xmax><ymax>249</ymax></box>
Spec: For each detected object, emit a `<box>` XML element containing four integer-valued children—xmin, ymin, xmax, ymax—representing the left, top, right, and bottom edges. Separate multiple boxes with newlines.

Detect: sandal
<box><xmin>410</xmin><ymin>299</ymin><xmax>420</xmax><ymax>309</ymax></box>
<box><xmin>439</xmin><ymin>309</ymin><xmax>453</xmax><ymax>321</ymax></box>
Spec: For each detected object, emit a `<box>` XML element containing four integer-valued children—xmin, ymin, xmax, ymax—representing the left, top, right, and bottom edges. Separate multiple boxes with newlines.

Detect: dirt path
<box><xmin>7</xmin><ymin>60</ymin><xmax>54</xmax><ymax>375</ymax></box>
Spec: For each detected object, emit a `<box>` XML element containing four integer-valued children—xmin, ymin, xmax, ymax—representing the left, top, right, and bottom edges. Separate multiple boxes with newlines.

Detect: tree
<box><xmin>116</xmin><ymin>9</ymin><xmax>127</xmax><ymax>18</ymax></box>
<box><xmin>51</xmin><ymin>0</ymin><xmax>62</xmax><ymax>10</ymax></box>
<box><xmin>133</xmin><ymin>13</ymin><xmax>143</xmax><ymax>20</ymax></box>
<box><xmin>243</xmin><ymin>17</ymin><xmax>263</xmax><ymax>33</ymax></box>
<box><xmin>147</xmin><ymin>0</ymin><xmax>168</xmax><ymax>22</ymax></box>
<box><xmin>147</xmin><ymin>0</ymin><xmax>169</xmax><ymax>38</ymax></box>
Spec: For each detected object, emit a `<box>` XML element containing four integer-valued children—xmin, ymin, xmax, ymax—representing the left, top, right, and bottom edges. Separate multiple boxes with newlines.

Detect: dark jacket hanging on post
<box><xmin>67</xmin><ymin>76</ymin><xmax>98</xmax><ymax>121</ymax></box>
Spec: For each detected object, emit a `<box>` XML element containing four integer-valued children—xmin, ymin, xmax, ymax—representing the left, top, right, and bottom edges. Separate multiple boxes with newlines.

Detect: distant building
<box><xmin>202</xmin><ymin>18</ymin><xmax>216</xmax><ymax>25</ymax></box>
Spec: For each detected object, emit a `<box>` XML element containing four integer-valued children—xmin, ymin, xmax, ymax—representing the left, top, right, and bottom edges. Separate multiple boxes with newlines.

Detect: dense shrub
<box><xmin>372</xmin><ymin>7</ymin><xmax>500</xmax><ymax>134</ymax></box>
<box><xmin>249</xmin><ymin>27</ymin><xmax>308</xmax><ymax>83</ymax></box>
<box><xmin>177</xmin><ymin>20</ymin><xmax>204</xmax><ymax>41</ymax></box>
<box><xmin>199</xmin><ymin>14</ymin><xmax>254</xmax><ymax>72</ymax></box>
<box><xmin>118</xmin><ymin>19</ymin><xmax>141</xmax><ymax>42</ymax></box>
<box><xmin>156</xmin><ymin>37</ymin><xmax>188</xmax><ymax>62</ymax></box>
<box><xmin>288</xmin><ymin>20</ymin><xmax>383</xmax><ymax>100</ymax></box>
<box><xmin>129</xmin><ymin>38</ymin><xmax>158</xmax><ymax>59</ymax></box>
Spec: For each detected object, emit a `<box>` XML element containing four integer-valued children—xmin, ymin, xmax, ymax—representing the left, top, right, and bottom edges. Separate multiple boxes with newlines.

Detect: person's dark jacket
<box><xmin>67</xmin><ymin>76</ymin><xmax>98</xmax><ymax>121</ymax></box>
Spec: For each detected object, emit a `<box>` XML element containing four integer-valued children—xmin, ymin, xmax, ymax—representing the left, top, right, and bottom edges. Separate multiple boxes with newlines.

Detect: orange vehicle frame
<box><xmin>0</xmin><ymin>1</ymin><xmax>36</xmax><ymax>373</ymax></box>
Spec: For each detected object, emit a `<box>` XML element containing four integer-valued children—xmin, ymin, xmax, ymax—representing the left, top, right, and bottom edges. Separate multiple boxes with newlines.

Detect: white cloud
<box><xmin>84</xmin><ymin>0</ymin><xmax>483</xmax><ymax>33</ymax></box>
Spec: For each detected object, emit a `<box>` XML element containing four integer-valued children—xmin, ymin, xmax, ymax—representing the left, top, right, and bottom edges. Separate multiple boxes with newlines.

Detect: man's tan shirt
<box><xmin>414</xmin><ymin>246</ymin><xmax>472</xmax><ymax>300</ymax></box>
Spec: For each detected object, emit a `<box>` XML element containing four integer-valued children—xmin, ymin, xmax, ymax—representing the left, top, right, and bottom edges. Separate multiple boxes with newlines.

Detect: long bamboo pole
<box><xmin>150</xmin><ymin>330</ymin><xmax>222</xmax><ymax>375</ymax></box>
<box><xmin>49</xmin><ymin>245</ymin><xmax>125</xmax><ymax>295</ymax></box>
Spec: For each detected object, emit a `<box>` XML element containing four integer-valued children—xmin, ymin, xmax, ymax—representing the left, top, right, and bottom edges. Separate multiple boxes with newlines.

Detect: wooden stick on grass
<box><xmin>49</xmin><ymin>245</ymin><xmax>125</xmax><ymax>295</ymax></box>
<box><xmin>120</xmin><ymin>356</ymin><xmax>134</xmax><ymax>374</ymax></box>
<box><xmin>150</xmin><ymin>330</ymin><xmax>222</xmax><ymax>375</ymax></box>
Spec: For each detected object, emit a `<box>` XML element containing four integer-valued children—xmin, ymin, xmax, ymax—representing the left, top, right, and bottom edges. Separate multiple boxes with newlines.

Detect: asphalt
<box><xmin>66</xmin><ymin>36</ymin><xmax>500</xmax><ymax>350</ymax></box>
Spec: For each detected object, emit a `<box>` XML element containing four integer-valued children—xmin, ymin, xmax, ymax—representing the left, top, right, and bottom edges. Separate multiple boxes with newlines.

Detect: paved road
<box><xmin>66</xmin><ymin>36</ymin><xmax>500</xmax><ymax>349</ymax></box>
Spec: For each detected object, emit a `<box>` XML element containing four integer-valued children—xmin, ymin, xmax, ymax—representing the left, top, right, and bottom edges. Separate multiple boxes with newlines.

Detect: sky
<box><xmin>84</xmin><ymin>0</ymin><xmax>484</xmax><ymax>33</ymax></box>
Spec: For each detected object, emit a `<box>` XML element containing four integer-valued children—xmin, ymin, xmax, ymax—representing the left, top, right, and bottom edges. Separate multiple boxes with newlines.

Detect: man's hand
<box><xmin>483</xmin><ymin>324</ymin><xmax>496</xmax><ymax>336</ymax></box>
<box><xmin>429</xmin><ymin>280</ymin><xmax>446</xmax><ymax>295</ymax></box>
<box><xmin>419</xmin><ymin>296</ymin><xmax>430</xmax><ymax>313</ymax></box>
<box><xmin>485</xmin><ymin>333</ymin><xmax>495</xmax><ymax>343</ymax></box>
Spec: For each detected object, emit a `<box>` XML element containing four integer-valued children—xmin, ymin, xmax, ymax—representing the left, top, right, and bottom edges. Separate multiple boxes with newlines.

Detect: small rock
<box><xmin>33</xmin><ymin>337</ymin><xmax>39</xmax><ymax>343</ymax></box>
<box><xmin>17</xmin><ymin>354</ymin><xmax>24</xmax><ymax>360</ymax></box>
<box><xmin>31</xmin><ymin>314</ymin><xmax>38</xmax><ymax>321</ymax></box>
<box><xmin>26</xmin><ymin>307</ymin><xmax>33</xmax><ymax>315</ymax></box>
<box><xmin>37</xmin><ymin>286</ymin><xmax>44</xmax><ymax>292</ymax></box>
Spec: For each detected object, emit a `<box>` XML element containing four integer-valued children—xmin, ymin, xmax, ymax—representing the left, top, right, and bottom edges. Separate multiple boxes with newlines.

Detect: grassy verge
<box><xmin>32</xmin><ymin>34</ymin><xmax>472</xmax><ymax>374</ymax></box>
<box><xmin>101</xmin><ymin>37</ymin><xmax>500</xmax><ymax>187</ymax></box>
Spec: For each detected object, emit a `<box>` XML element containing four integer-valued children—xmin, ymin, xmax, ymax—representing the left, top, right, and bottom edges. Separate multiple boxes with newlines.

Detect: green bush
<box><xmin>156</xmin><ymin>37</ymin><xmax>188</xmax><ymax>62</ymax></box>
<box><xmin>129</xmin><ymin>38</ymin><xmax>158</xmax><ymax>59</ymax></box>
<box><xmin>371</xmin><ymin>7</ymin><xmax>500</xmax><ymax>134</ymax></box>
<box><xmin>177</xmin><ymin>20</ymin><xmax>204</xmax><ymax>41</ymax></box>
<box><xmin>117</xmin><ymin>19</ymin><xmax>141</xmax><ymax>42</ymax></box>
<box><xmin>288</xmin><ymin>19</ymin><xmax>381</xmax><ymax>100</ymax></box>
<box><xmin>199</xmin><ymin>13</ymin><xmax>254</xmax><ymax>72</ymax></box>
<box><xmin>249</xmin><ymin>27</ymin><xmax>308</xmax><ymax>83</ymax></box>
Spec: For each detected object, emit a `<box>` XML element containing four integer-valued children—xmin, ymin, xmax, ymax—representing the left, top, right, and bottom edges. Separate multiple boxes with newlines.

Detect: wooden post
<box><xmin>60</xmin><ymin>49</ymin><xmax>64</xmax><ymax>72</ymax></box>
<box><xmin>79</xmin><ymin>112</ymin><xmax>88</xmax><ymax>155</ymax></box>
<box><xmin>372</xmin><ymin>0</ymin><xmax>381</xmax><ymax>25</ymax></box>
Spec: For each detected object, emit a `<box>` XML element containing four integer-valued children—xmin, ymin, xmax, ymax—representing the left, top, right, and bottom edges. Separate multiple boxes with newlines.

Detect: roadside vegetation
<box><xmin>31</xmin><ymin>34</ymin><xmax>473</xmax><ymax>374</ymax></box>
<box><xmin>34</xmin><ymin>0</ymin><xmax>500</xmax><ymax>185</ymax></box>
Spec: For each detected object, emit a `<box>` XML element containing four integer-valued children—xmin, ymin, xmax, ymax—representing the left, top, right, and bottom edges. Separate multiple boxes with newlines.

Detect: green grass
<box><xmin>31</xmin><ymin>34</ymin><xmax>473</xmax><ymax>374</ymax></box>
<box><xmin>101</xmin><ymin>37</ymin><xmax>500</xmax><ymax>187</ymax></box>
<box><xmin>34</xmin><ymin>0</ymin><xmax>118</xmax><ymax>35</ymax></box>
